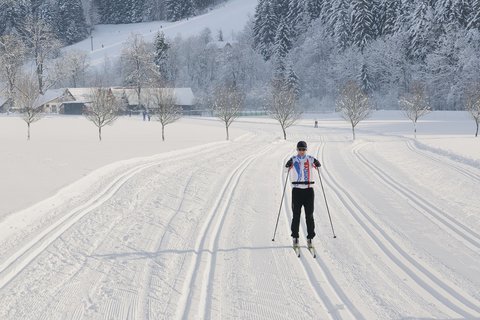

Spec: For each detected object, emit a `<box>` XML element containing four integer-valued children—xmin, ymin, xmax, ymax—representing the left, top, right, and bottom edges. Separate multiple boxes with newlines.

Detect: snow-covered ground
<box><xmin>0</xmin><ymin>111</ymin><xmax>479</xmax><ymax>319</ymax></box>
<box><xmin>66</xmin><ymin>0</ymin><xmax>258</xmax><ymax>66</ymax></box>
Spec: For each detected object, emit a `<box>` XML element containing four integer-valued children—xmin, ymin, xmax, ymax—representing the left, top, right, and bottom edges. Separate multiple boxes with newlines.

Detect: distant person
<box><xmin>142</xmin><ymin>110</ymin><xmax>147</xmax><ymax>121</ymax></box>
<box><xmin>314</xmin><ymin>120</ymin><xmax>318</xmax><ymax>128</ymax></box>
<box><xmin>147</xmin><ymin>112</ymin><xmax>151</xmax><ymax>121</ymax></box>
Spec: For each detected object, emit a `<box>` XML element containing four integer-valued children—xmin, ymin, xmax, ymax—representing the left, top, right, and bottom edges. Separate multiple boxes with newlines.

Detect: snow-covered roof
<box><xmin>34</xmin><ymin>89</ymin><xmax>70</xmax><ymax>107</ymax></box>
<box><xmin>123</xmin><ymin>88</ymin><xmax>195</xmax><ymax>106</ymax></box>
<box><xmin>67</xmin><ymin>88</ymin><xmax>95</xmax><ymax>103</ymax></box>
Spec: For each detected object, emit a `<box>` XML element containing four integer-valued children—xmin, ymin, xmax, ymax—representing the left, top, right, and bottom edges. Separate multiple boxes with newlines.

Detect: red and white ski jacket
<box><xmin>286</xmin><ymin>155</ymin><xmax>320</xmax><ymax>189</ymax></box>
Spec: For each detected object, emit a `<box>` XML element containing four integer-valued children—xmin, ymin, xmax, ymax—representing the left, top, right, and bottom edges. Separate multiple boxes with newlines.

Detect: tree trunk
<box><xmin>98</xmin><ymin>126</ymin><xmax>102</xmax><ymax>141</ymax></box>
<box><xmin>226</xmin><ymin>123</ymin><xmax>229</xmax><ymax>141</ymax></box>
<box><xmin>414</xmin><ymin>121</ymin><xmax>417</xmax><ymax>139</ymax></box>
<box><xmin>476</xmin><ymin>121</ymin><xmax>479</xmax><ymax>138</ymax></box>
<box><xmin>37</xmin><ymin>63</ymin><xmax>44</xmax><ymax>94</ymax></box>
<box><xmin>162</xmin><ymin>124</ymin><xmax>165</xmax><ymax>141</ymax></box>
<box><xmin>352</xmin><ymin>125</ymin><xmax>355</xmax><ymax>141</ymax></box>
<box><xmin>27</xmin><ymin>122</ymin><xmax>30</xmax><ymax>140</ymax></box>
<box><xmin>282</xmin><ymin>126</ymin><xmax>287</xmax><ymax>140</ymax></box>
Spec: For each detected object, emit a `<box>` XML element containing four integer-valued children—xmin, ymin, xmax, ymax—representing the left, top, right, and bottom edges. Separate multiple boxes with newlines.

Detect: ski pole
<box><xmin>317</xmin><ymin>168</ymin><xmax>337</xmax><ymax>238</ymax></box>
<box><xmin>272</xmin><ymin>168</ymin><xmax>290</xmax><ymax>241</ymax></box>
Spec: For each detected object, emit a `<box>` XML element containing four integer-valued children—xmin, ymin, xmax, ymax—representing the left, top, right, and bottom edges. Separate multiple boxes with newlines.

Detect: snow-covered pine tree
<box><xmin>378</xmin><ymin>0</ymin><xmax>401</xmax><ymax>36</ymax></box>
<box><xmin>273</xmin><ymin>18</ymin><xmax>293</xmax><ymax>60</ymax></box>
<box><xmin>286</xmin><ymin>0</ymin><xmax>305</xmax><ymax>38</ymax></box>
<box><xmin>358</xmin><ymin>62</ymin><xmax>374</xmax><ymax>94</ymax></box>
<box><xmin>253</xmin><ymin>0</ymin><xmax>278</xmax><ymax>60</ymax></box>
<box><xmin>467</xmin><ymin>0</ymin><xmax>480</xmax><ymax>29</ymax></box>
<box><xmin>286</xmin><ymin>62</ymin><xmax>300</xmax><ymax>98</ymax></box>
<box><xmin>53</xmin><ymin>0</ymin><xmax>88</xmax><ymax>44</ymax></box>
<box><xmin>154</xmin><ymin>31</ymin><xmax>170</xmax><ymax>84</ymax></box>
<box><xmin>351</xmin><ymin>0</ymin><xmax>378</xmax><ymax>52</ymax></box>
<box><xmin>436</xmin><ymin>0</ymin><xmax>472</xmax><ymax>29</ymax></box>
<box><xmin>305</xmin><ymin>0</ymin><xmax>323</xmax><ymax>22</ymax></box>
<box><xmin>328</xmin><ymin>0</ymin><xmax>351</xmax><ymax>50</ymax></box>
<box><xmin>408</xmin><ymin>0</ymin><xmax>436</xmax><ymax>60</ymax></box>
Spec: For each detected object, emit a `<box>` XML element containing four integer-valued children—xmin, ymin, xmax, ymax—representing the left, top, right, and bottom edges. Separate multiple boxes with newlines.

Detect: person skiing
<box><xmin>285</xmin><ymin>141</ymin><xmax>321</xmax><ymax>251</ymax></box>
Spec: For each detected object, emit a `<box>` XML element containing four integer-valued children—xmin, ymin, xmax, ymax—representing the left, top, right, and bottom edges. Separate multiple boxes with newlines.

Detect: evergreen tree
<box><xmin>306</xmin><ymin>0</ymin><xmax>322</xmax><ymax>21</ymax></box>
<box><xmin>328</xmin><ymin>0</ymin><xmax>351</xmax><ymax>50</ymax></box>
<box><xmin>408</xmin><ymin>0</ymin><xmax>436</xmax><ymax>60</ymax></box>
<box><xmin>351</xmin><ymin>0</ymin><xmax>378</xmax><ymax>51</ymax></box>
<box><xmin>273</xmin><ymin>18</ymin><xmax>293</xmax><ymax>60</ymax></box>
<box><xmin>53</xmin><ymin>0</ymin><xmax>88</xmax><ymax>44</ymax></box>
<box><xmin>254</xmin><ymin>0</ymin><xmax>278</xmax><ymax>60</ymax></box>
<box><xmin>468</xmin><ymin>0</ymin><xmax>480</xmax><ymax>29</ymax></box>
<box><xmin>358</xmin><ymin>62</ymin><xmax>374</xmax><ymax>94</ymax></box>
<box><xmin>378</xmin><ymin>0</ymin><xmax>401</xmax><ymax>36</ymax></box>
<box><xmin>286</xmin><ymin>62</ymin><xmax>300</xmax><ymax>98</ymax></box>
<box><xmin>286</xmin><ymin>0</ymin><xmax>305</xmax><ymax>38</ymax></box>
<box><xmin>154</xmin><ymin>31</ymin><xmax>170</xmax><ymax>84</ymax></box>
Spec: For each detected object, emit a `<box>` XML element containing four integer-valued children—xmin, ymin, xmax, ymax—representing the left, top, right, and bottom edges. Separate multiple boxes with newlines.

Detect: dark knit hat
<box><xmin>297</xmin><ymin>141</ymin><xmax>307</xmax><ymax>149</ymax></box>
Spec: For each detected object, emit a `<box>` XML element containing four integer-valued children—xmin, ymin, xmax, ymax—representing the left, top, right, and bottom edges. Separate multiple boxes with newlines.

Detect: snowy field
<box><xmin>0</xmin><ymin>111</ymin><xmax>480</xmax><ymax>319</ymax></box>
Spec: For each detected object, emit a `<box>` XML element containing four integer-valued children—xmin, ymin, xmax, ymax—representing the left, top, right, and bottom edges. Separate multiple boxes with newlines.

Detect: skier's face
<box><xmin>297</xmin><ymin>148</ymin><xmax>306</xmax><ymax>156</ymax></box>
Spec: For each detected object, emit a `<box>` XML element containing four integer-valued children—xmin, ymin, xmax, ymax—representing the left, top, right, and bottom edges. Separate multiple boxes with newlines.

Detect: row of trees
<box><xmin>337</xmin><ymin>81</ymin><xmax>480</xmax><ymax>140</ymax></box>
<box><xmin>12</xmin><ymin>78</ymin><xmax>182</xmax><ymax>142</ymax></box>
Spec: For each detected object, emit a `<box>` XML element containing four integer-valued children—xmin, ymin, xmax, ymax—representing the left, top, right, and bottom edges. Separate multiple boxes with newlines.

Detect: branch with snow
<box><xmin>336</xmin><ymin>81</ymin><xmax>372</xmax><ymax>141</ymax></box>
<box><xmin>212</xmin><ymin>84</ymin><xmax>245</xmax><ymax>141</ymax></box>
<box><xmin>147</xmin><ymin>88</ymin><xmax>182</xmax><ymax>141</ymax></box>
<box><xmin>267</xmin><ymin>85</ymin><xmax>301</xmax><ymax>140</ymax></box>
<box><xmin>464</xmin><ymin>84</ymin><xmax>480</xmax><ymax>137</ymax></box>
<box><xmin>84</xmin><ymin>88</ymin><xmax>120</xmax><ymax>141</ymax></box>
<box><xmin>399</xmin><ymin>81</ymin><xmax>431</xmax><ymax>138</ymax></box>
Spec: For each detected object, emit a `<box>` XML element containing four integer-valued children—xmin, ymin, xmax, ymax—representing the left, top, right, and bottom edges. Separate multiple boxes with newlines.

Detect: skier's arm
<box><xmin>285</xmin><ymin>158</ymin><xmax>293</xmax><ymax>168</ymax></box>
<box><xmin>313</xmin><ymin>157</ymin><xmax>321</xmax><ymax>169</ymax></box>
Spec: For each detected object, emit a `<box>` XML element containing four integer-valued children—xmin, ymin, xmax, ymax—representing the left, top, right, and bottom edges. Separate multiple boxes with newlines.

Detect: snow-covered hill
<box><xmin>66</xmin><ymin>0</ymin><xmax>258</xmax><ymax>66</ymax></box>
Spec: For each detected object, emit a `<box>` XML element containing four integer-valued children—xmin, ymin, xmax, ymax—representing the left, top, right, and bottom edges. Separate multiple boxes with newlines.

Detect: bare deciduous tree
<box><xmin>147</xmin><ymin>88</ymin><xmax>182</xmax><ymax>141</ymax></box>
<box><xmin>465</xmin><ymin>84</ymin><xmax>480</xmax><ymax>137</ymax></box>
<box><xmin>85</xmin><ymin>88</ymin><xmax>120</xmax><ymax>141</ymax></box>
<box><xmin>121</xmin><ymin>34</ymin><xmax>159</xmax><ymax>109</ymax></box>
<box><xmin>399</xmin><ymin>82</ymin><xmax>431</xmax><ymax>138</ymax></box>
<box><xmin>0</xmin><ymin>34</ymin><xmax>27</xmax><ymax>111</ymax></box>
<box><xmin>54</xmin><ymin>50</ymin><xmax>90</xmax><ymax>88</ymax></box>
<box><xmin>267</xmin><ymin>85</ymin><xmax>301</xmax><ymax>140</ymax></box>
<box><xmin>336</xmin><ymin>81</ymin><xmax>372</xmax><ymax>141</ymax></box>
<box><xmin>20</xmin><ymin>17</ymin><xmax>62</xmax><ymax>94</ymax></box>
<box><xmin>212</xmin><ymin>84</ymin><xmax>244</xmax><ymax>140</ymax></box>
<box><xmin>14</xmin><ymin>72</ymin><xmax>43</xmax><ymax>140</ymax></box>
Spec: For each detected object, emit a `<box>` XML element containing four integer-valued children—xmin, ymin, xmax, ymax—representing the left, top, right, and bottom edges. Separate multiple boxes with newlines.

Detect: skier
<box><xmin>285</xmin><ymin>141</ymin><xmax>321</xmax><ymax>251</ymax></box>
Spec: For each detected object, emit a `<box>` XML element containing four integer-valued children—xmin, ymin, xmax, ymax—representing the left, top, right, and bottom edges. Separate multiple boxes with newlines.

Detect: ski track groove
<box><xmin>0</xmin><ymin>142</ymin><xmax>225</xmax><ymax>291</ymax></box>
<box><xmin>353</xmin><ymin>142</ymin><xmax>480</xmax><ymax>253</ymax></box>
<box><xmin>175</xmin><ymin>144</ymin><xmax>274</xmax><ymax>319</ymax></box>
<box><xmin>318</xmin><ymin>142</ymin><xmax>480</xmax><ymax>319</ymax></box>
<box><xmin>280</xmin><ymin>151</ymin><xmax>361</xmax><ymax>320</ymax></box>
<box><xmin>137</xmin><ymin>171</ymin><xmax>196</xmax><ymax>320</ymax></box>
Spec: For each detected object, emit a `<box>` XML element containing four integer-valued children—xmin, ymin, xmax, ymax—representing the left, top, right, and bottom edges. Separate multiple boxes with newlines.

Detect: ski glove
<box><xmin>314</xmin><ymin>159</ymin><xmax>321</xmax><ymax>168</ymax></box>
<box><xmin>285</xmin><ymin>158</ymin><xmax>293</xmax><ymax>168</ymax></box>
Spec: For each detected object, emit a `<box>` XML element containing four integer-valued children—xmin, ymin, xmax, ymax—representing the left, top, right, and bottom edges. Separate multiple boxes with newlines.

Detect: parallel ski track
<box><xmin>318</xmin><ymin>141</ymin><xmax>480</xmax><ymax>319</ymax></box>
<box><xmin>177</xmin><ymin>143</ymin><xmax>275</xmax><ymax>320</ymax></box>
<box><xmin>353</xmin><ymin>142</ymin><xmax>480</xmax><ymax>253</ymax></box>
<box><xmin>405</xmin><ymin>140</ymin><xmax>480</xmax><ymax>183</ymax></box>
<box><xmin>137</xmin><ymin>171</ymin><xmax>196</xmax><ymax>320</ymax></box>
<box><xmin>0</xmin><ymin>142</ymin><xmax>226</xmax><ymax>291</ymax></box>
<box><xmin>280</xmin><ymin>152</ymin><xmax>363</xmax><ymax>320</ymax></box>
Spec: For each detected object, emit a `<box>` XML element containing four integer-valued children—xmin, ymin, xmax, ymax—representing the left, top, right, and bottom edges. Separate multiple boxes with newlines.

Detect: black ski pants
<box><xmin>291</xmin><ymin>187</ymin><xmax>316</xmax><ymax>239</ymax></box>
